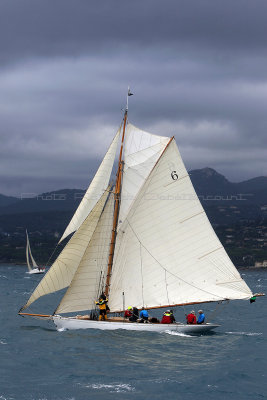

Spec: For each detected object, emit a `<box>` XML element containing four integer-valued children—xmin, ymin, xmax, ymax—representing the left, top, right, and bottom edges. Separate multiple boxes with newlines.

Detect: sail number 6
<box><xmin>171</xmin><ymin>171</ymin><xmax>178</xmax><ymax>181</ymax></box>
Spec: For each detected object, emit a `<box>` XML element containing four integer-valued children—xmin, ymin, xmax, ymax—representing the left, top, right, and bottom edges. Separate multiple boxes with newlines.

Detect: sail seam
<box><xmin>198</xmin><ymin>247</ymin><xmax>223</xmax><ymax>260</ymax></box>
<box><xmin>180</xmin><ymin>211</ymin><xmax>205</xmax><ymax>224</ymax></box>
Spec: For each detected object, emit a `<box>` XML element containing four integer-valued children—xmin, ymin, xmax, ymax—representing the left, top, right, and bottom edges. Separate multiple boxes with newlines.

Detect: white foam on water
<box><xmin>164</xmin><ymin>330</ymin><xmax>193</xmax><ymax>337</ymax></box>
<box><xmin>226</xmin><ymin>331</ymin><xmax>262</xmax><ymax>336</ymax></box>
<box><xmin>0</xmin><ymin>275</ymin><xmax>7</xmax><ymax>279</ymax></box>
<box><xmin>152</xmin><ymin>377</ymin><xmax>182</xmax><ymax>384</ymax></box>
<box><xmin>57</xmin><ymin>327</ymin><xmax>66</xmax><ymax>332</ymax></box>
<box><xmin>34</xmin><ymin>398</ymin><xmax>75</xmax><ymax>400</ymax></box>
<box><xmin>0</xmin><ymin>396</ymin><xmax>14</xmax><ymax>400</ymax></box>
<box><xmin>0</xmin><ymin>340</ymin><xmax>7</xmax><ymax>345</ymax></box>
<box><xmin>80</xmin><ymin>383</ymin><xmax>134</xmax><ymax>393</ymax></box>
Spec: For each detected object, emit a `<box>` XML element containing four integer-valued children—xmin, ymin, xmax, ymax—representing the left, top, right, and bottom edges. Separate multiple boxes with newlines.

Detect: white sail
<box><xmin>109</xmin><ymin>139</ymin><xmax>252</xmax><ymax>312</ymax></box>
<box><xmin>28</xmin><ymin>240</ymin><xmax>38</xmax><ymax>268</ymax></box>
<box><xmin>59</xmin><ymin>127</ymin><xmax>121</xmax><ymax>243</ymax></box>
<box><xmin>56</xmin><ymin>193</ymin><xmax>114</xmax><ymax>314</ymax></box>
<box><xmin>21</xmin><ymin>189</ymin><xmax>110</xmax><ymax>311</ymax></box>
<box><xmin>26</xmin><ymin>230</ymin><xmax>39</xmax><ymax>271</ymax></box>
<box><xmin>26</xmin><ymin>230</ymin><xmax>32</xmax><ymax>272</ymax></box>
<box><xmin>118</xmin><ymin>123</ymin><xmax>170</xmax><ymax>227</ymax></box>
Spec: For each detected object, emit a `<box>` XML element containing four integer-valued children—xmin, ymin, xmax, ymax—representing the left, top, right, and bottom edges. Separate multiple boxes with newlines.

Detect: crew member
<box><xmin>124</xmin><ymin>306</ymin><xmax>133</xmax><ymax>318</ymax></box>
<box><xmin>161</xmin><ymin>310</ymin><xmax>174</xmax><ymax>324</ymax></box>
<box><xmin>129</xmin><ymin>307</ymin><xmax>139</xmax><ymax>322</ymax></box>
<box><xmin>95</xmin><ymin>294</ymin><xmax>109</xmax><ymax>321</ymax></box>
<box><xmin>186</xmin><ymin>310</ymin><xmax>196</xmax><ymax>324</ymax></box>
<box><xmin>197</xmin><ymin>310</ymin><xmax>205</xmax><ymax>324</ymax></box>
<box><xmin>139</xmin><ymin>307</ymin><xmax>149</xmax><ymax>323</ymax></box>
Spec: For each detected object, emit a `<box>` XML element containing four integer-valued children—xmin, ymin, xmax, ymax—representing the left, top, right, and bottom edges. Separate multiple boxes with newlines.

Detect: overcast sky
<box><xmin>1</xmin><ymin>0</ymin><xmax>266</xmax><ymax>196</ymax></box>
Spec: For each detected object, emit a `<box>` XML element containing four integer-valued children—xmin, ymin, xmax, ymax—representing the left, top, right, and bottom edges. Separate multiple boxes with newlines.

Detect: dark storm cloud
<box><xmin>0</xmin><ymin>0</ymin><xmax>266</xmax><ymax>195</ymax></box>
<box><xmin>1</xmin><ymin>0</ymin><xmax>267</xmax><ymax>64</ymax></box>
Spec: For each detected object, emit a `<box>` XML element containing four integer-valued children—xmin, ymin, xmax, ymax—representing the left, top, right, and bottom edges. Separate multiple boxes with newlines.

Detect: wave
<box><xmin>163</xmin><ymin>330</ymin><xmax>193</xmax><ymax>337</ymax></box>
<box><xmin>78</xmin><ymin>383</ymin><xmax>134</xmax><ymax>393</ymax></box>
<box><xmin>226</xmin><ymin>331</ymin><xmax>262</xmax><ymax>336</ymax></box>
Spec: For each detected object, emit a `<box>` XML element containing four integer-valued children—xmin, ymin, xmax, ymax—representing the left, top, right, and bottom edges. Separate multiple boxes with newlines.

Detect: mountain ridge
<box><xmin>1</xmin><ymin>168</ymin><xmax>266</xmax><ymax>216</ymax></box>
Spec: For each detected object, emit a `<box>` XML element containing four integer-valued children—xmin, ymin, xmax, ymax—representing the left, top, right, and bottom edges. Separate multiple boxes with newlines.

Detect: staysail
<box><xmin>59</xmin><ymin>127</ymin><xmax>121</xmax><ymax>243</ymax></box>
<box><xmin>108</xmin><ymin>138</ymin><xmax>252</xmax><ymax>311</ymax></box>
<box><xmin>118</xmin><ymin>123</ymin><xmax>170</xmax><ymax>227</ymax></box>
<box><xmin>56</xmin><ymin>193</ymin><xmax>114</xmax><ymax>314</ymax></box>
<box><xmin>21</xmin><ymin>189</ymin><xmax>110</xmax><ymax>311</ymax></box>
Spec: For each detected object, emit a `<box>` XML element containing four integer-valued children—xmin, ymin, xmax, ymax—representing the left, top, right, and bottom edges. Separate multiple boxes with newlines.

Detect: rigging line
<box><xmin>206</xmin><ymin>300</ymin><xmax>229</xmax><ymax>323</ymax></box>
<box><xmin>45</xmin><ymin>240</ymin><xmax>61</xmax><ymax>270</ymax></box>
<box><xmin>139</xmin><ymin>242</ymin><xmax>145</xmax><ymax>307</ymax></box>
<box><xmin>182</xmin><ymin>304</ymin><xmax>187</xmax><ymax>317</ymax></box>
<box><xmin>165</xmin><ymin>270</ymin><xmax>170</xmax><ymax>306</ymax></box>
<box><xmin>126</xmin><ymin>218</ymin><xmax>225</xmax><ymax>301</ymax></box>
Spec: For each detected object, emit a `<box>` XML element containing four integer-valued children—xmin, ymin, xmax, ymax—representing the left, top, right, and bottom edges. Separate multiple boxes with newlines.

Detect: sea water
<box><xmin>0</xmin><ymin>264</ymin><xmax>266</xmax><ymax>400</ymax></box>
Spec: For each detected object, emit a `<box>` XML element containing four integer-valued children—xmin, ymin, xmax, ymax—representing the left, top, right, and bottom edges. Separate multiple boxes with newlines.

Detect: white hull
<box><xmin>53</xmin><ymin>315</ymin><xmax>219</xmax><ymax>334</ymax></box>
<box><xmin>27</xmin><ymin>268</ymin><xmax>45</xmax><ymax>274</ymax></box>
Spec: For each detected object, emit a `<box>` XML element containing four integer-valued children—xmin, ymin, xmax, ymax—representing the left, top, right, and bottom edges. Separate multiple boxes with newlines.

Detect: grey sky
<box><xmin>1</xmin><ymin>0</ymin><xmax>266</xmax><ymax>196</ymax></box>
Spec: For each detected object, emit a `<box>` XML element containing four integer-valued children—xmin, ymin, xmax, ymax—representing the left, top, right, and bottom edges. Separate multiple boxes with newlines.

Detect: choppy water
<box><xmin>0</xmin><ymin>264</ymin><xmax>266</xmax><ymax>400</ymax></box>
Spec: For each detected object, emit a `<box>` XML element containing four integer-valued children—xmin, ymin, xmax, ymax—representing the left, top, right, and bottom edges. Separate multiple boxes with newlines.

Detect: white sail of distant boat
<box><xmin>19</xmin><ymin>92</ymin><xmax>264</xmax><ymax>333</ymax></box>
<box><xmin>26</xmin><ymin>230</ymin><xmax>45</xmax><ymax>275</ymax></box>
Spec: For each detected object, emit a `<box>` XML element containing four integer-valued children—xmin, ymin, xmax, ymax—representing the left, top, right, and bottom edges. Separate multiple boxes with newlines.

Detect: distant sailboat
<box><xmin>26</xmin><ymin>230</ymin><xmax>45</xmax><ymax>274</ymax></box>
<box><xmin>19</xmin><ymin>92</ymin><xmax>264</xmax><ymax>333</ymax></box>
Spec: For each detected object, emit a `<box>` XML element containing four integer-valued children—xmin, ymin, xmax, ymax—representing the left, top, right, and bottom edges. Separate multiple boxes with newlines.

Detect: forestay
<box><xmin>59</xmin><ymin>127</ymin><xmax>121</xmax><ymax>243</ymax></box>
<box><xmin>108</xmin><ymin>139</ymin><xmax>252</xmax><ymax>312</ymax></box>
<box><xmin>21</xmin><ymin>190</ymin><xmax>110</xmax><ymax>311</ymax></box>
<box><xmin>56</xmin><ymin>193</ymin><xmax>114</xmax><ymax>314</ymax></box>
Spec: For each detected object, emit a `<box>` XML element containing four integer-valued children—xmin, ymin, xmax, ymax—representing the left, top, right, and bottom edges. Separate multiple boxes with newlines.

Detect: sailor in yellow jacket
<box><xmin>95</xmin><ymin>294</ymin><xmax>109</xmax><ymax>321</ymax></box>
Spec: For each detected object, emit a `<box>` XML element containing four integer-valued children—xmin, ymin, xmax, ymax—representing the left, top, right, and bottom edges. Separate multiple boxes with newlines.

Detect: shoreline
<box><xmin>1</xmin><ymin>262</ymin><xmax>266</xmax><ymax>270</ymax></box>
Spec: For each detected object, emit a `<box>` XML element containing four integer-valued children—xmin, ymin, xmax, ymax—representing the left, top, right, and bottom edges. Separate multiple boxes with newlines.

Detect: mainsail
<box><xmin>59</xmin><ymin>127</ymin><xmax>121</xmax><ymax>243</ymax></box>
<box><xmin>108</xmin><ymin>138</ymin><xmax>252</xmax><ymax>311</ymax></box>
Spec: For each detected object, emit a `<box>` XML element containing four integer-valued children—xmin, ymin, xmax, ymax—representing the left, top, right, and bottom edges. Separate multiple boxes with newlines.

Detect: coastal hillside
<box><xmin>0</xmin><ymin>168</ymin><xmax>266</xmax><ymax>266</ymax></box>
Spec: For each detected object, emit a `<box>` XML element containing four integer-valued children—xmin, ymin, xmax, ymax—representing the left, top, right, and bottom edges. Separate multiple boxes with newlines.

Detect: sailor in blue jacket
<box><xmin>197</xmin><ymin>310</ymin><xmax>205</xmax><ymax>324</ymax></box>
<box><xmin>139</xmin><ymin>307</ymin><xmax>149</xmax><ymax>323</ymax></box>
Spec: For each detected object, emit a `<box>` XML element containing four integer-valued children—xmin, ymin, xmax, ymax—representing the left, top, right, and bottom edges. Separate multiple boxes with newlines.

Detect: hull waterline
<box><xmin>53</xmin><ymin>316</ymin><xmax>219</xmax><ymax>334</ymax></box>
<box><xmin>27</xmin><ymin>268</ymin><xmax>45</xmax><ymax>274</ymax></box>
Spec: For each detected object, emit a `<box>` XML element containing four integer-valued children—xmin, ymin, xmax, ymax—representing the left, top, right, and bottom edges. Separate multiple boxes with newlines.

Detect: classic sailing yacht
<box><xmin>26</xmin><ymin>230</ymin><xmax>45</xmax><ymax>274</ymax></box>
<box><xmin>19</xmin><ymin>92</ymin><xmax>262</xmax><ymax>333</ymax></box>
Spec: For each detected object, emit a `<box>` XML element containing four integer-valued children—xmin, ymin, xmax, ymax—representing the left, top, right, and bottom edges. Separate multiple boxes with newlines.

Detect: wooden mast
<box><xmin>104</xmin><ymin>109</ymin><xmax>128</xmax><ymax>296</ymax></box>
